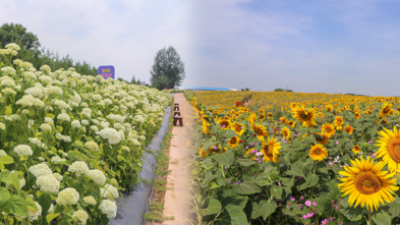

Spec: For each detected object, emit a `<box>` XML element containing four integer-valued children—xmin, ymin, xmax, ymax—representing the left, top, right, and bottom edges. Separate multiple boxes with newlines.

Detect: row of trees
<box><xmin>0</xmin><ymin>23</ymin><xmax>97</xmax><ymax>75</ymax></box>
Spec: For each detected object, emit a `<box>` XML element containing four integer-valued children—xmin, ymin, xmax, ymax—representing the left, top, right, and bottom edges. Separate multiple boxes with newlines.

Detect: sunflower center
<box><xmin>383</xmin><ymin>107</ymin><xmax>390</xmax><ymax>113</ymax></box>
<box><xmin>300</xmin><ymin>112</ymin><xmax>309</xmax><ymax>119</ymax></box>
<box><xmin>230</xmin><ymin>138</ymin><xmax>237</xmax><ymax>144</ymax></box>
<box><xmin>354</xmin><ymin>171</ymin><xmax>382</xmax><ymax>195</ymax></box>
<box><xmin>263</xmin><ymin>144</ymin><xmax>274</xmax><ymax>157</ymax></box>
<box><xmin>314</xmin><ymin>150</ymin><xmax>321</xmax><ymax>154</ymax></box>
<box><xmin>253</xmin><ymin>126</ymin><xmax>264</xmax><ymax>136</ymax></box>
<box><xmin>387</xmin><ymin>138</ymin><xmax>400</xmax><ymax>163</ymax></box>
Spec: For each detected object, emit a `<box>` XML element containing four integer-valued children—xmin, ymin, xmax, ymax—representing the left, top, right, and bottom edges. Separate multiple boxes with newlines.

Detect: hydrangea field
<box><xmin>0</xmin><ymin>43</ymin><xmax>171</xmax><ymax>224</ymax></box>
<box><xmin>190</xmin><ymin>91</ymin><xmax>400</xmax><ymax>225</ymax></box>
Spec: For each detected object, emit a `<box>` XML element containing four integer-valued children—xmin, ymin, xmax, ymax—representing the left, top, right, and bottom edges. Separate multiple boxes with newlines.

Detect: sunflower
<box><xmin>376</xmin><ymin>126</ymin><xmax>400</xmax><ymax>172</ymax></box>
<box><xmin>352</xmin><ymin>145</ymin><xmax>360</xmax><ymax>154</ymax></box>
<box><xmin>261</xmin><ymin>137</ymin><xmax>281</xmax><ymax>163</ymax></box>
<box><xmin>217</xmin><ymin>117</ymin><xmax>231</xmax><ymax>129</ymax></box>
<box><xmin>364</xmin><ymin>109</ymin><xmax>372</xmax><ymax>115</ymax></box>
<box><xmin>334</xmin><ymin>116</ymin><xmax>344</xmax><ymax>130</ymax></box>
<box><xmin>282</xmin><ymin>126</ymin><xmax>291</xmax><ymax>140</ymax></box>
<box><xmin>325</xmin><ymin>105</ymin><xmax>333</xmax><ymax>112</ymax></box>
<box><xmin>244</xmin><ymin>148</ymin><xmax>257</xmax><ymax>160</ymax></box>
<box><xmin>280</xmin><ymin>116</ymin><xmax>287</xmax><ymax>123</ymax></box>
<box><xmin>292</xmin><ymin>106</ymin><xmax>317</xmax><ymax>128</ymax></box>
<box><xmin>313</xmin><ymin>132</ymin><xmax>330</xmax><ymax>145</ymax></box>
<box><xmin>379</xmin><ymin>103</ymin><xmax>393</xmax><ymax>117</ymax></box>
<box><xmin>338</xmin><ymin>156</ymin><xmax>399</xmax><ymax>212</ymax></box>
<box><xmin>354</xmin><ymin>111</ymin><xmax>361</xmax><ymax>119</ymax></box>
<box><xmin>381</xmin><ymin>118</ymin><xmax>388</xmax><ymax>125</ymax></box>
<box><xmin>248</xmin><ymin>113</ymin><xmax>258</xmax><ymax>125</ymax></box>
<box><xmin>258</xmin><ymin>108</ymin><xmax>265</xmax><ymax>114</ymax></box>
<box><xmin>259</xmin><ymin>113</ymin><xmax>266</xmax><ymax>122</ymax></box>
<box><xmin>267</xmin><ymin>112</ymin><xmax>273</xmax><ymax>118</ymax></box>
<box><xmin>198</xmin><ymin>146</ymin><xmax>212</xmax><ymax>158</ymax></box>
<box><xmin>251</xmin><ymin>123</ymin><xmax>268</xmax><ymax>141</ymax></box>
<box><xmin>231</xmin><ymin>122</ymin><xmax>246</xmax><ymax>136</ymax></box>
<box><xmin>343</xmin><ymin>124</ymin><xmax>354</xmax><ymax>134</ymax></box>
<box><xmin>309</xmin><ymin>144</ymin><xmax>328</xmax><ymax>161</ymax></box>
<box><xmin>320</xmin><ymin>124</ymin><xmax>335</xmax><ymax>138</ymax></box>
<box><xmin>202</xmin><ymin>119</ymin><xmax>210</xmax><ymax>134</ymax></box>
<box><xmin>286</xmin><ymin>120</ymin><xmax>296</xmax><ymax>128</ymax></box>
<box><xmin>228</xmin><ymin>136</ymin><xmax>240</xmax><ymax>149</ymax></box>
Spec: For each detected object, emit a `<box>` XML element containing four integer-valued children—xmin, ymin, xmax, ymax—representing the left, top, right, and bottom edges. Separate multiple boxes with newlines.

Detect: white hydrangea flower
<box><xmin>0</xmin><ymin>150</ymin><xmax>7</xmax><ymax>157</ymax></box>
<box><xmin>39</xmin><ymin>75</ymin><xmax>53</xmax><ymax>84</ymax></box>
<box><xmin>83</xmin><ymin>196</ymin><xmax>97</xmax><ymax>205</ymax></box>
<box><xmin>51</xmin><ymin>156</ymin><xmax>66</xmax><ymax>163</ymax></box>
<box><xmin>97</xmin><ymin>128</ymin><xmax>121</xmax><ymax>145</ymax></box>
<box><xmin>53</xmin><ymin>173</ymin><xmax>63</xmax><ymax>181</ymax></box>
<box><xmin>72</xmin><ymin>210</ymin><xmax>88</xmax><ymax>225</ymax></box>
<box><xmin>38</xmin><ymin>157</ymin><xmax>45</xmax><ymax>162</ymax></box>
<box><xmin>88</xmin><ymin>170</ymin><xmax>106</xmax><ymax>185</ymax></box>
<box><xmin>29</xmin><ymin>163</ymin><xmax>53</xmax><ymax>177</ymax></box>
<box><xmin>85</xmin><ymin>141</ymin><xmax>99</xmax><ymax>152</ymax></box>
<box><xmin>44</xmin><ymin>117</ymin><xmax>54</xmax><ymax>124</ymax></box>
<box><xmin>57</xmin><ymin>113</ymin><xmax>70</xmax><ymax>122</ymax></box>
<box><xmin>21</xmin><ymin>109</ymin><xmax>30</xmax><ymax>114</ymax></box>
<box><xmin>80</xmin><ymin>102</ymin><xmax>88</xmax><ymax>108</ymax></box>
<box><xmin>24</xmin><ymin>87</ymin><xmax>43</xmax><ymax>98</ymax></box>
<box><xmin>68</xmin><ymin>161</ymin><xmax>89</xmax><ymax>176</ymax></box>
<box><xmin>5</xmin><ymin>43</ymin><xmax>20</xmax><ymax>51</ymax></box>
<box><xmin>0</xmin><ymin>122</ymin><xmax>5</xmax><ymax>130</ymax></box>
<box><xmin>40</xmin><ymin>123</ymin><xmax>52</xmax><ymax>131</ymax></box>
<box><xmin>56</xmin><ymin>188</ymin><xmax>80</xmax><ymax>206</ymax></box>
<box><xmin>100</xmin><ymin>184</ymin><xmax>119</xmax><ymax>199</ymax></box>
<box><xmin>45</xmin><ymin>85</ymin><xmax>63</xmax><ymax>95</ymax></box>
<box><xmin>36</xmin><ymin>174</ymin><xmax>60</xmax><ymax>193</ymax></box>
<box><xmin>99</xmin><ymin>199</ymin><xmax>117</xmax><ymax>218</ymax></box>
<box><xmin>92</xmin><ymin>94</ymin><xmax>102</xmax><ymax>101</ymax></box>
<box><xmin>71</xmin><ymin>120</ymin><xmax>81</xmax><ymax>128</ymax></box>
<box><xmin>133</xmin><ymin>115</ymin><xmax>145</xmax><ymax>123</ymax></box>
<box><xmin>13</xmin><ymin>144</ymin><xmax>33</xmax><ymax>157</ymax></box>
<box><xmin>113</xmin><ymin>123</ymin><xmax>125</xmax><ymax>130</ymax></box>
<box><xmin>1</xmin><ymin>78</ymin><xmax>16</xmax><ymax>87</ymax></box>
<box><xmin>27</xmin><ymin>202</ymin><xmax>42</xmax><ymax>221</ymax></box>
<box><xmin>54</xmin><ymin>100</ymin><xmax>71</xmax><ymax>110</ymax></box>
<box><xmin>81</xmin><ymin>119</ymin><xmax>89</xmax><ymax>126</ymax></box>
<box><xmin>62</xmin><ymin>135</ymin><xmax>71</xmax><ymax>142</ymax></box>
<box><xmin>23</xmin><ymin>71</ymin><xmax>37</xmax><ymax>80</ymax></box>
<box><xmin>1</xmin><ymin>88</ymin><xmax>16</xmax><ymax>95</ymax></box>
<box><xmin>1</xmin><ymin>66</ymin><xmax>16</xmax><ymax>76</ymax></box>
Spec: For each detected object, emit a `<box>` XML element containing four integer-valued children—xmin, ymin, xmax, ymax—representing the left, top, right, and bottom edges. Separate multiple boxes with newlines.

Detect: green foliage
<box><xmin>150</xmin><ymin>46</ymin><xmax>185</xmax><ymax>90</ymax></box>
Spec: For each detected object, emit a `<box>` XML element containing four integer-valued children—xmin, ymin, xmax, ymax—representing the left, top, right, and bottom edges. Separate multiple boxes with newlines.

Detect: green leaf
<box><xmin>0</xmin><ymin>187</ymin><xmax>11</xmax><ymax>206</ymax></box>
<box><xmin>25</xmin><ymin>197</ymin><xmax>38</xmax><ymax>212</ymax></box>
<box><xmin>2</xmin><ymin>195</ymin><xmax>28</xmax><ymax>216</ymax></box>
<box><xmin>284</xmin><ymin>170</ymin><xmax>304</xmax><ymax>177</ymax></box>
<box><xmin>5</xmin><ymin>105</ymin><xmax>12</xmax><ymax>117</ymax></box>
<box><xmin>8</xmin><ymin>173</ymin><xmax>20</xmax><ymax>190</ymax></box>
<box><xmin>259</xmin><ymin>200</ymin><xmax>276</xmax><ymax>220</ymax></box>
<box><xmin>233</xmin><ymin>181</ymin><xmax>261</xmax><ymax>195</ymax></box>
<box><xmin>237</xmin><ymin>158</ymin><xmax>256</xmax><ymax>167</ymax></box>
<box><xmin>250</xmin><ymin>202</ymin><xmax>260</xmax><ymax>219</ymax></box>
<box><xmin>103</xmin><ymin>145</ymin><xmax>112</xmax><ymax>156</ymax></box>
<box><xmin>214</xmin><ymin>150</ymin><xmax>234</xmax><ymax>167</ymax></box>
<box><xmin>54</xmin><ymin>204</ymin><xmax>64</xmax><ymax>214</ymax></box>
<box><xmin>340</xmin><ymin>207</ymin><xmax>363</xmax><ymax>222</ymax></box>
<box><xmin>203</xmin><ymin>139</ymin><xmax>216</xmax><ymax>151</ymax></box>
<box><xmin>217</xmin><ymin>204</ymin><xmax>248</xmax><ymax>225</ymax></box>
<box><xmin>0</xmin><ymin>155</ymin><xmax>14</xmax><ymax>164</ymax></box>
<box><xmin>387</xmin><ymin>197</ymin><xmax>400</xmax><ymax>218</ymax></box>
<box><xmin>39</xmin><ymin>192</ymin><xmax>52</xmax><ymax>214</ymax></box>
<box><xmin>202</xmin><ymin>198</ymin><xmax>222</xmax><ymax>215</ymax></box>
<box><xmin>372</xmin><ymin>211</ymin><xmax>391</xmax><ymax>225</ymax></box>
<box><xmin>224</xmin><ymin>130</ymin><xmax>237</xmax><ymax>139</ymax></box>
<box><xmin>47</xmin><ymin>213</ymin><xmax>60</xmax><ymax>223</ymax></box>
<box><xmin>270</xmin><ymin>185</ymin><xmax>283</xmax><ymax>199</ymax></box>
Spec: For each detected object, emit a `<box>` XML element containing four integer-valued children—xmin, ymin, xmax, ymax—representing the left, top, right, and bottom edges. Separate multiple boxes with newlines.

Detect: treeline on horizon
<box><xmin>0</xmin><ymin>23</ymin><xmax>97</xmax><ymax>75</ymax></box>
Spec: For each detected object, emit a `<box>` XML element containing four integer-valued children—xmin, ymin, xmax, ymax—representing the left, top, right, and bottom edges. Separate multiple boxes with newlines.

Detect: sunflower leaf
<box><xmin>213</xmin><ymin>150</ymin><xmax>234</xmax><ymax>167</ymax></box>
<box><xmin>372</xmin><ymin>211</ymin><xmax>391</xmax><ymax>224</ymax></box>
<box><xmin>340</xmin><ymin>207</ymin><xmax>362</xmax><ymax>221</ymax></box>
<box><xmin>233</xmin><ymin>181</ymin><xmax>261</xmax><ymax>195</ymax></box>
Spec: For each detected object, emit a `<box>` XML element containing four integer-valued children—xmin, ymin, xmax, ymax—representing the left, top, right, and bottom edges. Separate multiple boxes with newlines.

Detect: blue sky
<box><xmin>1</xmin><ymin>0</ymin><xmax>400</xmax><ymax>95</ymax></box>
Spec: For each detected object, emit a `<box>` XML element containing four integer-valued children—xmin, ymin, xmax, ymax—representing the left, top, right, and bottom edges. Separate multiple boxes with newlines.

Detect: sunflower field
<box><xmin>0</xmin><ymin>43</ymin><xmax>171</xmax><ymax>224</ymax></box>
<box><xmin>190</xmin><ymin>90</ymin><xmax>400</xmax><ymax>225</ymax></box>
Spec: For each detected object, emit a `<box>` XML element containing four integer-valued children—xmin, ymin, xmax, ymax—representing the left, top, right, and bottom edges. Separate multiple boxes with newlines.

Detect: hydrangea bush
<box><xmin>0</xmin><ymin>43</ymin><xmax>171</xmax><ymax>224</ymax></box>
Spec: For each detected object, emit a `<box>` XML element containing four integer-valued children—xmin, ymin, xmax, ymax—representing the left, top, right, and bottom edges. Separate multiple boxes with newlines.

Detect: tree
<box><xmin>150</xmin><ymin>46</ymin><xmax>185</xmax><ymax>90</ymax></box>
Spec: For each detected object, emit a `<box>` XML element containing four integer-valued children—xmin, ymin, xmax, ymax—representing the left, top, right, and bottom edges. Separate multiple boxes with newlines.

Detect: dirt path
<box><xmin>162</xmin><ymin>93</ymin><xmax>196</xmax><ymax>225</ymax></box>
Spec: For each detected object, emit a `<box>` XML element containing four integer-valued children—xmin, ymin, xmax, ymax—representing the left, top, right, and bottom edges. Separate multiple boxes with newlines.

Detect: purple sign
<box><xmin>98</xmin><ymin>65</ymin><xmax>115</xmax><ymax>79</ymax></box>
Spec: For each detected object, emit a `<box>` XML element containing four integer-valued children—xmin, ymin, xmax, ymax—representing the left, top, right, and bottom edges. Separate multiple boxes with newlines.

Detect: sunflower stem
<box><xmin>221</xmin><ymin>164</ymin><xmax>225</xmax><ymax>178</ymax></box>
<box><xmin>366</xmin><ymin>210</ymin><xmax>372</xmax><ymax>225</ymax></box>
